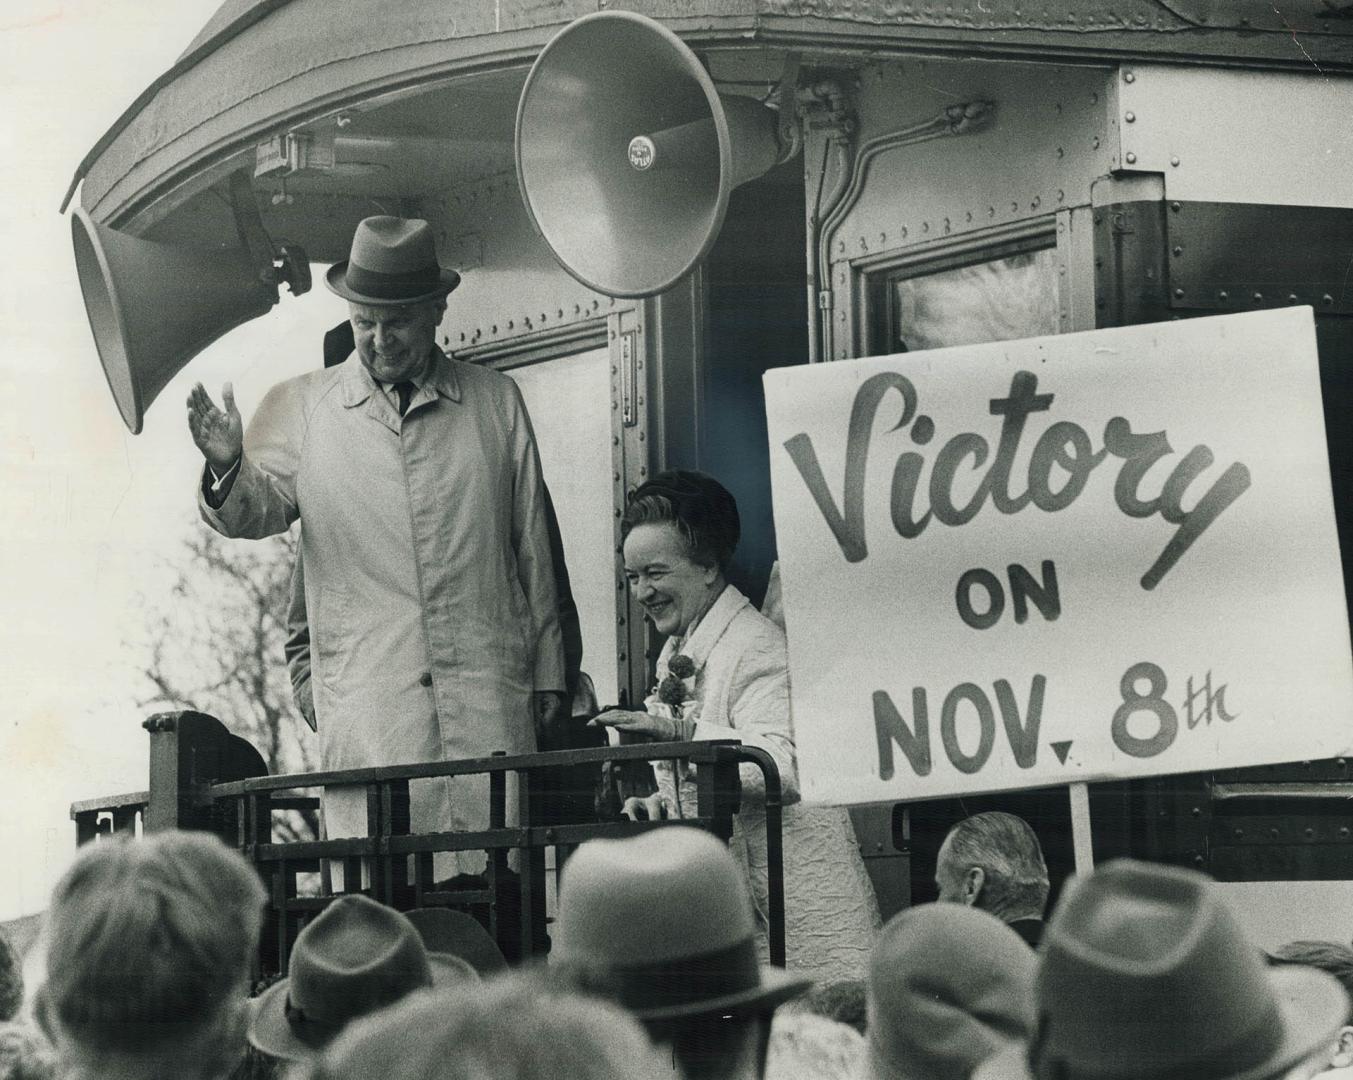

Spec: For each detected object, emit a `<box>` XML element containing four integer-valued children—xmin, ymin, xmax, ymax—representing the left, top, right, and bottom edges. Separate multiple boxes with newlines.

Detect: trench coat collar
<box><xmin>339</xmin><ymin>348</ymin><xmax>463</xmax><ymax>412</ymax></box>
<box><xmin>673</xmin><ymin>585</ymin><xmax>747</xmax><ymax>674</ymax></box>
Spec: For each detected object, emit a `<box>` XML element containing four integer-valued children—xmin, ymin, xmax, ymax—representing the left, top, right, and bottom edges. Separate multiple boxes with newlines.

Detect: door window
<box><xmin>879</xmin><ymin>244</ymin><xmax>1059</xmax><ymax>353</ymax></box>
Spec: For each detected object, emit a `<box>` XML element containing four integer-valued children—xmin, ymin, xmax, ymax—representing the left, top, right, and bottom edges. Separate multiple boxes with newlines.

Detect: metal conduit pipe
<box><xmin>804</xmin><ymin>80</ymin><xmax>854</xmax><ymax>365</ymax></box>
<box><xmin>814</xmin><ymin>100</ymin><xmax>994</xmax><ymax>362</ymax></box>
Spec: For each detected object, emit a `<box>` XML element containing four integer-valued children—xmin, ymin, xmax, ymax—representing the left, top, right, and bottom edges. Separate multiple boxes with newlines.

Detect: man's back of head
<box><xmin>1272</xmin><ymin>940</ymin><xmax>1353</xmax><ymax>1075</ymax></box>
<box><xmin>38</xmin><ymin>831</ymin><xmax>265</xmax><ymax>1080</ymax></box>
<box><xmin>936</xmin><ymin>812</ymin><xmax>1049</xmax><ymax>926</ymax></box>
<box><xmin>312</xmin><ymin>974</ymin><xmax>670</xmax><ymax>1080</ymax></box>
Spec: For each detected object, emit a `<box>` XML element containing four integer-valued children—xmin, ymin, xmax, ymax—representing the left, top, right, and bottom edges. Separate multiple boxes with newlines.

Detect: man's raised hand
<box><xmin>187</xmin><ymin>382</ymin><xmax>243</xmax><ymax>470</ymax></box>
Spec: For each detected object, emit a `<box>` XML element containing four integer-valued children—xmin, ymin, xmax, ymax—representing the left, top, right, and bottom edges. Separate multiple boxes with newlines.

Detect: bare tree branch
<box><xmin>136</xmin><ymin>524</ymin><xmax>317</xmax><ymax>841</ymax></box>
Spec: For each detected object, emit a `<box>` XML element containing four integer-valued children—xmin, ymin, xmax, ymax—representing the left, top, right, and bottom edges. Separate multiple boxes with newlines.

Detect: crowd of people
<box><xmin>2</xmin><ymin>811</ymin><xmax>1351</xmax><ymax>1080</ymax></box>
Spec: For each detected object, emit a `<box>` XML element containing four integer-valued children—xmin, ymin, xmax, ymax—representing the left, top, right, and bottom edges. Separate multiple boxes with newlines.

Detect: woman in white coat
<box><xmin>594</xmin><ymin>471</ymin><xmax>880</xmax><ymax>982</ymax></box>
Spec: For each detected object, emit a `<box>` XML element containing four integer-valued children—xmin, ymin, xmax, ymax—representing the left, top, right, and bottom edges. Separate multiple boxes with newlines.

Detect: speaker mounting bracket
<box><xmin>225</xmin><ymin>170</ymin><xmax>310</xmax><ymax>298</ymax></box>
<box><xmin>769</xmin><ymin>53</ymin><xmax>804</xmax><ymax>164</ymax></box>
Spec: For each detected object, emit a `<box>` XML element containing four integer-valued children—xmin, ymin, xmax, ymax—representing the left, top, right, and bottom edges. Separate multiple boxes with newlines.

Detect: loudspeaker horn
<box><xmin>515</xmin><ymin>11</ymin><xmax>796</xmax><ymax>298</ymax></box>
<box><xmin>71</xmin><ymin>206</ymin><xmax>284</xmax><ymax>434</ymax></box>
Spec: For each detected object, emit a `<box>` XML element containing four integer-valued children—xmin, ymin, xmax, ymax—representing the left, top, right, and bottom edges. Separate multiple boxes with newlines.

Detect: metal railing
<box><xmin>70</xmin><ymin>711</ymin><xmax>785</xmax><ymax>973</ymax></box>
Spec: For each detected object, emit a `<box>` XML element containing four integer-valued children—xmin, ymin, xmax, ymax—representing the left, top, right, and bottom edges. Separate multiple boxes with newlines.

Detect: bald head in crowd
<box><xmin>35</xmin><ymin>832</ymin><xmax>265</xmax><ymax>1080</ymax></box>
<box><xmin>936</xmin><ymin>812</ymin><xmax>1049</xmax><ymax>946</ymax></box>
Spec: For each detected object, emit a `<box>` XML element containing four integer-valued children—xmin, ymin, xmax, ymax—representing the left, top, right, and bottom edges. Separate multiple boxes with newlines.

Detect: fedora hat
<box><xmin>868</xmin><ymin>904</ymin><xmax>1036</xmax><ymax>1080</ymax></box>
<box><xmin>325</xmin><ymin>216</ymin><xmax>461</xmax><ymax>305</ymax></box>
<box><xmin>402</xmin><ymin>907</ymin><xmax>507</xmax><ymax>977</ymax></box>
<box><xmin>974</xmin><ymin>860</ymin><xmax>1349</xmax><ymax>1080</ymax></box>
<box><xmin>249</xmin><ymin>895</ymin><xmax>477</xmax><ymax>1061</ymax></box>
<box><xmin>552</xmin><ymin>827</ymin><xmax>811</xmax><ymax>1021</ymax></box>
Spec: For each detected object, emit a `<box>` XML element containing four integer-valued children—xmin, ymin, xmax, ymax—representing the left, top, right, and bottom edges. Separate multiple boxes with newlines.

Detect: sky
<box><xmin>0</xmin><ymin>1</ymin><xmax>334</xmax><ymax>919</ymax></box>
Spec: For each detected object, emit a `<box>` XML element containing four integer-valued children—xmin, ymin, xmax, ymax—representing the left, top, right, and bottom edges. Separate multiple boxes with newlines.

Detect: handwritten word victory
<box><xmin>783</xmin><ymin>371</ymin><xmax>1251</xmax><ymax>590</ymax></box>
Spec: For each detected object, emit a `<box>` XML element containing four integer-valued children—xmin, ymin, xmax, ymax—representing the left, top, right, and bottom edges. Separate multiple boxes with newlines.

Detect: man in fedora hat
<box><xmin>249</xmin><ymin>895</ymin><xmax>477</xmax><ymax>1063</ymax></box>
<box><xmin>552</xmin><ymin>827</ymin><xmax>811</xmax><ymax>1080</ymax></box>
<box><xmin>188</xmin><ymin>215</ymin><xmax>566</xmax><ymax>880</ymax></box>
<box><xmin>867</xmin><ymin>903</ymin><xmax>1036</xmax><ymax>1080</ymax></box>
<box><xmin>974</xmin><ymin>859</ymin><xmax>1350</xmax><ymax>1080</ymax></box>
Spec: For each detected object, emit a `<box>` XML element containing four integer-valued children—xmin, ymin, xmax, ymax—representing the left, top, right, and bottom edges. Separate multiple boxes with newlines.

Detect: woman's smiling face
<box><xmin>623</xmin><ymin>522</ymin><xmax>720</xmax><ymax>638</ymax></box>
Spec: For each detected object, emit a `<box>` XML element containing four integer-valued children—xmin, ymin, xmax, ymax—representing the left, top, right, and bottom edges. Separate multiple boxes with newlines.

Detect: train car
<box><xmin>67</xmin><ymin>0</ymin><xmax>1353</xmax><ymax>931</ymax></box>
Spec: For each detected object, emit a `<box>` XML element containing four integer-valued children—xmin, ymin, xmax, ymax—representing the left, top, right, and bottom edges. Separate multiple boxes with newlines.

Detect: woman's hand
<box><xmin>589</xmin><ymin>709</ymin><xmax>694</xmax><ymax>742</ymax></box>
<box><xmin>621</xmin><ymin>794</ymin><xmax>669</xmax><ymax>821</ymax></box>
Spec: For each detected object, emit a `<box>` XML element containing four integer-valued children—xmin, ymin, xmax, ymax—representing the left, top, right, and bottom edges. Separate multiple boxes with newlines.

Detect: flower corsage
<box><xmin>644</xmin><ymin>653</ymin><xmax>699</xmax><ymax>743</ymax></box>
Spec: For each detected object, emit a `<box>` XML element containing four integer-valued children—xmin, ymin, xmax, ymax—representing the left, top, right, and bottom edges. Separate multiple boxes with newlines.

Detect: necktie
<box><xmin>394</xmin><ymin>381</ymin><xmax>415</xmax><ymax>416</ymax></box>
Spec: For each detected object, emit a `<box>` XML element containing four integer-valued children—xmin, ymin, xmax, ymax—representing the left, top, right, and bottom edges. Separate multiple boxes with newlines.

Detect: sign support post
<box><xmin>1068</xmin><ymin>781</ymin><xmax>1094</xmax><ymax>875</ymax></box>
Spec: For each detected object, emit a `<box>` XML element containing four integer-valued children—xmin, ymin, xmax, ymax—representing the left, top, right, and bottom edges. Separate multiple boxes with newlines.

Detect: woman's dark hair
<box><xmin>621</xmin><ymin>470</ymin><xmax>741</xmax><ymax>572</ymax></box>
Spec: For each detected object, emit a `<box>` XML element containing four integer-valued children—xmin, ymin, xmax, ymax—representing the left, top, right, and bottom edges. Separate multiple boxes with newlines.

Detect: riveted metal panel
<box><xmin>1215</xmin><ymin>758</ymin><xmax>1353</xmax><ymax>784</ymax></box>
<box><xmin>615</xmin><ymin>306</ymin><xmax>657</xmax><ymax>709</ymax></box>
<box><xmin>1150</xmin><ymin>0</ymin><xmax>1353</xmax><ymax>34</ymax></box>
<box><xmin>827</xmin><ymin>61</ymin><xmax>1115</xmax><ymax>267</ymax></box>
<box><xmin>1165</xmin><ymin>202</ymin><xmax>1353</xmax><ymax>315</ymax></box>
<box><xmin>1110</xmin><ymin>64</ymin><xmax>1353</xmax><ymax>208</ymax></box>
<box><xmin>422</xmin><ymin>170</ymin><xmax>622</xmax><ymax>353</ymax></box>
<box><xmin>819</xmin><ymin>58</ymin><xmax>1115</xmax><ymax>359</ymax></box>
<box><xmin>1091</xmin><ymin>191</ymin><xmax>1171</xmax><ymax>329</ymax></box>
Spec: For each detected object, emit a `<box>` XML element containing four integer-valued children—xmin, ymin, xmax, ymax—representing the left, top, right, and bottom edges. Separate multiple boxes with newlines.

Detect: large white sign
<box><xmin>764</xmin><ymin>308</ymin><xmax>1353</xmax><ymax>805</ymax></box>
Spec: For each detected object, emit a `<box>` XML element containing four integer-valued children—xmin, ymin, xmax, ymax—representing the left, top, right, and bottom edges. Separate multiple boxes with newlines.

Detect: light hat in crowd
<box><xmin>324</xmin><ymin>216</ymin><xmax>461</xmax><ymax>305</ymax></box>
<box><xmin>975</xmin><ymin>859</ymin><xmax>1350</xmax><ymax>1080</ymax></box>
<box><xmin>867</xmin><ymin>903</ymin><xmax>1036</xmax><ymax>1080</ymax></box>
<box><xmin>248</xmin><ymin>895</ymin><xmax>478</xmax><ymax>1061</ymax></box>
<box><xmin>552</xmin><ymin>826</ymin><xmax>811</xmax><ymax>1020</ymax></box>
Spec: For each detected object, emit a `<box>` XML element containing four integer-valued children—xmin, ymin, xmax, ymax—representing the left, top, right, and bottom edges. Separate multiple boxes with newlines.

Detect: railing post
<box><xmin>694</xmin><ymin>746</ymin><xmax>743</xmax><ymax>844</ymax></box>
<box><xmin>518</xmin><ymin>767</ymin><xmax>549</xmax><ymax>959</ymax></box>
<box><xmin>142</xmin><ymin>711</ymin><xmax>268</xmax><ymax>839</ymax></box>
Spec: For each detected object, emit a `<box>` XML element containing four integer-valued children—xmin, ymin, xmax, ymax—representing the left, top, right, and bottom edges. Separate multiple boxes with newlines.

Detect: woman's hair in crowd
<box><xmin>312</xmin><ymin>974</ymin><xmax>671</xmax><ymax>1080</ymax></box>
<box><xmin>621</xmin><ymin>469</ymin><xmax>741</xmax><ymax>572</ymax></box>
<box><xmin>43</xmin><ymin>831</ymin><xmax>266</xmax><ymax>1054</ymax></box>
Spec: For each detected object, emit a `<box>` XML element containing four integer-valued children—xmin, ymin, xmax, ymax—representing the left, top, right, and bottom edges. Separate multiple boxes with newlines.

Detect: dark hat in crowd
<box><xmin>249</xmin><ymin>895</ymin><xmax>478</xmax><ymax>1061</ymax></box>
<box><xmin>325</xmin><ymin>216</ymin><xmax>461</xmax><ymax>305</ymax></box>
<box><xmin>975</xmin><ymin>859</ymin><xmax>1349</xmax><ymax>1080</ymax></box>
<box><xmin>402</xmin><ymin>907</ymin><xmax>507</xmax><ymax>977</ymax></box>
<box><xmin>868</xmin><ymin>903</ymin><xmax>1036</xmax><ymax>1080</ymax></box>
<box><xmin>552</xmin><ymin>827</ymin><xmax>810</xmax><ymax>1021</ymax></box>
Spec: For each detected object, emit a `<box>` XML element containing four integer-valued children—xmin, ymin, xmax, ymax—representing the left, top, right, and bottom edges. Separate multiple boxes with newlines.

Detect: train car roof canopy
<box><xmin>67</xmin><ymin>0</ymin><xmax>1353</xmax><ymax>231</ymax></box>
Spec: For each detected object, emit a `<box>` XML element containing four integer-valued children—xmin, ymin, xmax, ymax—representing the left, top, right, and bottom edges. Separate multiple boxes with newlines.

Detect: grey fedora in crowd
<box><xmin>249</xmin><ymin>895</ymin><xmax>477</xmax><ymax>1062</ymax></box>
<box><xmin>552</xmin><ymin>827</ymin><xmax>811</xmax><ymax>1021</ymax></box>
<box><xmin>325</xmin><ymin>216</ymin><xmax>461</xmax><ymax>305</ymax></box>
<box><xmin>975</xmin><ymin>859</ymin><xmax>1348</xmax><ymax>1080</ymax></box>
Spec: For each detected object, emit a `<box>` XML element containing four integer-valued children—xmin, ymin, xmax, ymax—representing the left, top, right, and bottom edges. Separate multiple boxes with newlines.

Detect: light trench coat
<box><xmin>199</xmin><ymin>351</ymin><xmax>564</xmax><ymax>875</ymax></box>
<box><xmin>652</xmin><ymin>585</ymin><xmax>881</xmax><ymax>981</ymax></box>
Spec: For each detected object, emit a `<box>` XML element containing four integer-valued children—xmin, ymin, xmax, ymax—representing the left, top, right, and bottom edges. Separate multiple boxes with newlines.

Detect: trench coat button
<box><xmin>419</xmin><ymin>672</ymin><xmax>433</xmax><ymax>688</ymax></box>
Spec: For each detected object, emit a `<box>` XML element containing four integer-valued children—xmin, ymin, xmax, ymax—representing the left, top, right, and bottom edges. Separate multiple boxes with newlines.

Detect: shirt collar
<box><xmin>340</xmin><ymin>349</ymin><xmax>462</xmax><ymax>408</ymax></box>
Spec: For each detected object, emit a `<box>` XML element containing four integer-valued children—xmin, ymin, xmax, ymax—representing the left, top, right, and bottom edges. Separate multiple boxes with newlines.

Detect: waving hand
<box><xmin>187</xmin><ymin>382</ymin><xmax>243</xmax><ymax>470</ymax></box>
